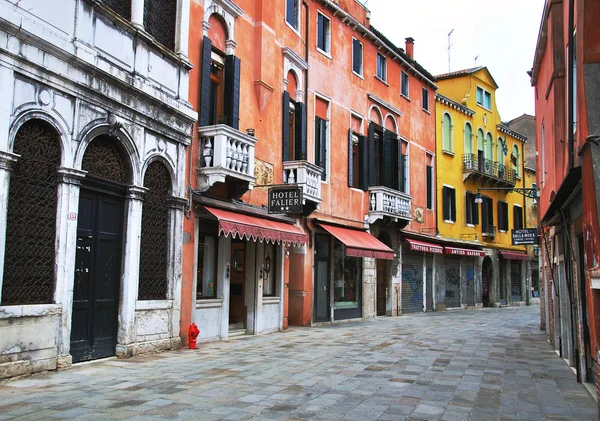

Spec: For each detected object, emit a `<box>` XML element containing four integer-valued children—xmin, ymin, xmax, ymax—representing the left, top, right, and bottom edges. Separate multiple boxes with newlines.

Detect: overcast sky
<box><xmin>364</xmin><ymin>0</ymin><xmax>545</xmax><ymax>122</ymax></box>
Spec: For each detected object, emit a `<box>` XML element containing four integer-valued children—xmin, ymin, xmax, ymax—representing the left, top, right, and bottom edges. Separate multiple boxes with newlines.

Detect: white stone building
<box><xmin>0</xmin><ymin>0</ymin><xmax>196</xmax><ymax>379</ymax></box>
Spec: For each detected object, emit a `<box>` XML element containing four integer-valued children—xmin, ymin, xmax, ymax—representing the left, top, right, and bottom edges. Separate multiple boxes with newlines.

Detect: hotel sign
<box><xmin>268</xmin><ymin>187</ymin><xmax>303</xmax><ymax>214</ymax></box>
<box><xmin>512</xmin><ymin>228</ymin><xmax>539</xmax><ymax>245</ymax></box>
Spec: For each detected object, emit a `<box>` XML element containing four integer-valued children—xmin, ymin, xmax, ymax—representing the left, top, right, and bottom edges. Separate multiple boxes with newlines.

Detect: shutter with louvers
<box><xmin>368</xmin><ymin>123</ymin><xmax>376</xmax><ymax>186</ymax></box>
<box><xmin>224</xmin><ymin>55</ymin><xmax>241</xmax><ymax>129</ymax></box>
<box><xmin>295</xmin><ymin>102</ymin><xmax>307</xmax><ymax>160</ymax></box>
<box><xmin>450</xmin><ymin>188</ymin><xmax>456</xmax><ymax>222</ymax></box>
<box><xmin>402</xmin><ymin>245</ymin><xmax>424</xmax><ymax>314</ymax></box>
<box><xmin>498</xmin><ymin>202</ymin><xmax>503</xmax><ymax>230</ymax></box>
<box><xmin>314</xmin><ymin>118</ymin><xmax>322</xmax><ymax>168</ymax></box>
<box><xmin>352</xmin><ymin>39</ymin><xmax>361</xmax><ymax>73</ymax></box>
<box><xmin>465</xmin><ymin>192</ymin><xmax>472</xmax><ymax>224</ymax></box>
<box><xmin>199</xmin><ymin>36</ymin><xmax>212</xmax><ymax>127</ymax></box>
<box><xmin>359</xmin><ymin>135</ymin><xmax>368</xmax><ymax>191</ymax></box>
<box><xmin>426</xmin><ymin>165</ymin><xmax>432</xmax><ymax>209</ymax></box>
<box><xmin>282</xmin><ymin>92</ymin><xmax>290</xmax><ymax>162</ymax></box>
<box><xmin>348</xmin><ymin>129</ymin><xmax>354</xmax><ymax>187</ymax></box>
<box><xmin>320</xmin><ymin>119</ymin><xmax>327</xmax><ymax>179</ymax></box>
<box><xmin>474</xmin><ymin>196</ymin><xmax>479</xmax><ymax>225</ymax></box>
<box><xmin>399</xmin><ymin>152</ymin><xmax>405</xmax><ymax>192</ymax></box>
<box><xmin>442</xmin><ymin>187</ymin><xmax>449</xmax><ymax>221</ymax></box>
<box><xmin>382</xmin><ymin>131</ymin><xmax>394</xmax><ymax>188</ymax></box>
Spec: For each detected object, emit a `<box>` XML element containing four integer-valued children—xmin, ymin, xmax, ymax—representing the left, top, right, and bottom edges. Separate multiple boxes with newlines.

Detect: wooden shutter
<box><xmin>199</xmin><ymin>36</ymin><xmax>212</xmax><ymax>127</ymax></box>
<box><xmin>359</xmin><ymin>135</ymin><xmax>368</xmax><ymax>191</ymax></box>
<box><xmin>348</xmin><ymin>129</ymin><xmax>354</xmax><ymax>187</ymax></box>
<box><xmin>352</xmin><ymin>39</ymin><xmax>361</xmax><ymax>73</ymax></box>
<box><xmin>465</xmin><ymin>192</ymin><xmax>472</xmax><ymax>224</ymax></box>
<box><xmin>320</xmin><ymin>119</ymin><xmax>327</xmax><ymax>179</ymax></box>
<box><xmin>450</xmin><ymin>188</ymin><xmax>456</xmax><ymax>222</ymax></box>
<box><xmin>442</xmin><ymin>187</ymin><xmax>449</xmax><ymax>221</ymax></box>
<box><xmin>224</xmin><ymin>55</ymin><xmax>241</xmax><ymax>129</ymax></box>
<box><xmin>368</xmin><ymin>122</ymin><xmax>376</xmax><ymax>186</ymax></box>
<box><xmin>282</xmin><ymin>92</ymin><xmax>290</xmax><ymax>162</ymax></box>
<box><xmin>474</xmin><ymin>195</ymin><xmax>479</xmax><ymax>225</ymax></box>
<box><xmin>382</xmin><ymin>131</ymin><xmax>394</xmax><ymax>188</ymax></box>
<box><xmin>399</xmin><ymin>151</ymin><xmax>405</xmax><ymax>193</ymax></box>
<box><xmin>295</xmin><ymin>102</ymin><xmax>307</xmax><ymax>160</ymax></box>
<box><xmin>426</xmin><ymin>165</ymin><xmax>433</xmax><ymax>209</ymax></box>
<box><xmin>314</xmin><ymin>118</ymin><xmax>321</xmax><ymax>168</ymax></box>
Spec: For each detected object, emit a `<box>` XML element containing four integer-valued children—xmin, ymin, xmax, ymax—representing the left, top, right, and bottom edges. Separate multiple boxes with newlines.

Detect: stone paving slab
<box><xmin>0</xmin><ymin>306</ymin><xmax>597</xmax><ymax>420</ymax></box>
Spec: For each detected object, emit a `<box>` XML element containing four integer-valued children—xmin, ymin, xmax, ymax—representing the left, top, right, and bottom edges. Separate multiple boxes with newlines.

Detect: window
<box><xmin>143</xmin><ymin>0</ymin><xmax>177</xmax><ymax>50</ymax></box>
<box><xmin>348</xmin><ymin>130</ymin><xmax>366</xmax><ymax>189</ymax></box>
<box><xmin>572</xmin><ymin>30</ymin><xmax>577</xmax><ymax>133</ymax></box>
<box><xmin>315</xmin><ymin>116</ymin><xmax>328</xmax><ymax>180</ymax></box>
<box><xmin>209</xmin><ymin>52</ymin><xmax>225</xmax><ymax>126</ymax></box>
<box><xmin>512</xmin><ymin>144</ymin><xmax>520</xmax><ymax>178</ymax></box>
<box><xmin>317</xmin><ymin>12</ymin><xmax>331</xmax><ymax>54</ymax></box>
<box><xmin>400</xmin><ymin>140</ymin><xmax>408</xmax><ymax>193</ymax></box>
<box><xmin>422</xmin><ymin>87</ymin><xmax>429</xmax><ymax>112</ymax></box>
<box><xmin>442</xmin><ymin>186</ymin><xmax>456</xmax><ymax>222</ymax></box>
<box><xmin>334</xmin><ymin>241</ymin><xmax>362</xmax><ymax>309</ymax></box>
<box><xmin>352</xmin><ymin>38</ymin><xmax>363</xmax><ymax>76</ymax></box>
<box><xmin>263</xmin><ymin>244</ymin><xmax>277</xmax><ymax>297</ymax></box>
<box><xmin>513</xmin><ymin>205</ymin><xmax>523</xmax><ymax>230</ymax></box>
<box><xmin>476</xmin><ymin>86</ymin><xmax>492</xmax><ymax>110</ymax></box>
<box><xmin>498</xmin><ymin>201</ymin><xmax>509</xmax><ymax>231</ymax></box>
<box><xmin>282</xmin><ymin>92</ymin><xmax>307</xmax><ymax>162</ymax></box>
<box><xmin>401</xmin><ymin>72</ymin><xmax>410</xmax><ymax>97</ymax></box>
<box><xmin>426</xmin><ymin>159</ymin><xmax>433</xmax><ymax>210</ymax></box>
<box><xmin>376</xmin><ymin>53</ymin><xmax>386</xmax><ymax>81</ymax></box>
<box><xmin>286</xmin><ymin>0</ymin><xmax>299</xmax><ymax>29</ymax></box>
<box><xmin>465</xmin><ymin>192</ymin><xmax>479</xmax><ymax>225</ymax></box>
<box><xmin>442</xmin><ymin>113</ymin><xmax>453</xmax><ymax>153</ymax></box>
<box><xmin>484</xmin><ymin>132</ymin><xmax>493</xmax><ymax>162</ymax></box>
<box><xmin>197</xmin><ymin>235</ymin><xmax>218</xmax><ymax>299</ymax></box>
<box><xmin>541</xmin><ymin>122</ymin><xmax>545</xmax><ymax>185</ymax></box>
<box><xmin>102</xmin><ymin>0</ymin><xmax>131</xmax><ymax>20</ymax></box>
<box><xmin>481</xmin><ymin>197</ymin><xmax>494</xmax><ymax>236</ymax></box>
<box><xmin>464</xmin><ymin>123</ymin><xmax>473</xmax><ymax>155</ymax></box>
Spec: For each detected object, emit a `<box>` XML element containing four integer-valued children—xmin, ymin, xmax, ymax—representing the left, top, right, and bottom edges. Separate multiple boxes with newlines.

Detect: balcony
<box><xmin>463</xmin><ymin>154</ymin><xmax>516</xmax><ymax>186</ymax></box>
<box><xmin>367</xmin><ymin>186</ymin><xmax>412</xmax><ymax>224</ymax></box>
<box><xmin>283</xmin><ymin>161</ymin><xmax>323</xmax><ymax>210</ymax></box>
<box><xmin>482</xmin><ymin>224</ymin><xmax>496</xmax><ymax>239</ymax></box>
<box><xmin>197</xmin><ymin>125</ymin><xmax>257</xmax><ymax>195</ymax></box>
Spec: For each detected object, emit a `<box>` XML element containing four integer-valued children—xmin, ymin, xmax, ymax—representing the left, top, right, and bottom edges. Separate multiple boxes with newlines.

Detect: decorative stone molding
<box><xmin>0</xmin><ymin>151</ymin><xmax>19</xmax><ymax>171</ymax></box>
<box><xmin>282</xmin><ymin>47</ymin><xmax>308</xmax><ymax>102</ymax></box>
<box><xmin>126</xmin><ymin>185</ymin><xmax>148</xmax><ymax>201</ymax></box>
<box><xmin>56</xmin><ymin>167</ymin><xmax>87</xmax><ymax>185</ymax></box>
<box><xmin>204</xmin><ymin>0</ymin><xmax>244</xmax><ymax>50</ymax></box>
<box><xmin>167</xmin><ymin>196</ymin><xmax>188</xmax><ymax>210</ymax></box>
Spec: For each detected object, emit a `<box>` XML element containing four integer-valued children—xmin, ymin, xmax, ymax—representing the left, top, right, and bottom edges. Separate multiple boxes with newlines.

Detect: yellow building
<box><xmin>434</xmin><ymin>67</ymin><xmax>529</xmax><ymax>308</ymax></box>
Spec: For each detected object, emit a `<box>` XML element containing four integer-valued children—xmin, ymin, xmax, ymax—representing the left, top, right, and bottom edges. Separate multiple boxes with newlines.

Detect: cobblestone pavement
<box><xmin>1</xmin><ymin>306</ymin><xmax>597</xmax><ymax>421</ymax></box>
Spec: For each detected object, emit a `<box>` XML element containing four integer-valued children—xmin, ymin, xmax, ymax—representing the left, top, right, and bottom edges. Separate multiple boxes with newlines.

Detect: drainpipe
<box><xmin>567</xmin><ymin>0</ymin><xmax>575</xmax><ymax>170</ymax></box>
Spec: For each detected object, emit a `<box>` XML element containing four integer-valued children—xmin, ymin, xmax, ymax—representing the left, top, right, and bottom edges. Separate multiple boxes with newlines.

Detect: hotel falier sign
<box><xmin>511</xmin><ymin>228</ymin><xmax>539</xmax><ymax>245</ymax></box>
<box><xmin>268</xmin><ymin>186</ymin><xmax>303</xmax><ymax>214</ymax></box>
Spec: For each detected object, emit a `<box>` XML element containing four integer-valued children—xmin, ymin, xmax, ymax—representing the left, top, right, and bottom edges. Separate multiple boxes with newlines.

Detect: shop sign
<box><xmin>512</xmin><ymin>228</ymin><xmax>539</xmax><ymax>245</ymax></box>
<box><xmin>268</xmin><ymin>187</ymin><xmax>303</xmax><ymax>214</ymax></box>
<box><xmin>444</xmin><ymin>247</ymin><xmax>485</xmax><ymax>257</ymax></box>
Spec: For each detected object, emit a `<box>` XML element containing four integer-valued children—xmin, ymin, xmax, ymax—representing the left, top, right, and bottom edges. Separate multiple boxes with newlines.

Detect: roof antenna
<box><xmin>447</xmin><ymin>29</ymin><xmax>454</xmax><ymax>72</ymax></box>
<box><xmin>475</xmin><ymin>55</ymin><xmax>479</xmax><ymax>67</ymax></box>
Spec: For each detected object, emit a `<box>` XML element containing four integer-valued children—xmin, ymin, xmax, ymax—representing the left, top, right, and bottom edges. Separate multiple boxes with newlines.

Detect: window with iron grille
<box><xmin>143</xmin><ymin>0</ymin><xmax>177</xmax><ymax>50</ymax></box>
<box><xmin>138</xmin><ymin>161</ymin><xmax>171</xmax><ymax>300</ymax></box>
<box><xmin>2</xmin><ymin>121</ymin><xmax>61</xmax><ymax>305</ymax></box>
<box><xmin>82</xmin><ymin>135</ymin><xmax>129</xmax><ymax>183</ymax></box>
<box><xmin>99</xmin><ymin>0</ymin><xmax>132</xmax><ymax>20</ymax></box>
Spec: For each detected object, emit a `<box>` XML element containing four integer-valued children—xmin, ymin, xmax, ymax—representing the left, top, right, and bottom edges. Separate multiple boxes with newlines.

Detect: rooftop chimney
<box><xmin>405</xmin><ymin>37</ymin><xmax>414</xmax><ymax>60</ymax></box>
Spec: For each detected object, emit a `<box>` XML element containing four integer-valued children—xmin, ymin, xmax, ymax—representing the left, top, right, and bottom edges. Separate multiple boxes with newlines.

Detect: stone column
<box><xmin>167</xmin><ymin>196</ymin><xmax>187</xmax><ymax>349</ymax></box>
<box><xmin>131</xmin><ymin>0</ymin><xmax>145</xmax><ymax>29</ymax></box>
<box><xmin>116</xmin><ymin>185</ymin><xmax>147</xmax><ymax>358</ymax></box>
<box><xmin>0</xmin><ymin>151</ymin><xmax>18</xmax><ymax>302</ymax></box>
<box><xmin>55</xmin><ymin>168</ymin><xmax>87</xmax><ymax>369</ymax></box>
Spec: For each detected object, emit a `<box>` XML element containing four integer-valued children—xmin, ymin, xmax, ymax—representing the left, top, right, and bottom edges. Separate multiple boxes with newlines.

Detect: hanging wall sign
<box><xmin>268</xmin><ymin>187</ymin><xmax>303</xmax><ymax>214</ymax></box>
<box><xmin>512</xmin><ymin>228</ymin><xmax>539</xmax><ymax>245</ymax></box>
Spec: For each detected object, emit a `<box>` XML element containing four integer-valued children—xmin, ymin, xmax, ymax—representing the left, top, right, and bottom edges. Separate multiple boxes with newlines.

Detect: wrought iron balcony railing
<box><xmin>367</xmin><ymin>186</ymin><xmax>412</xmax><ymax>224</ymax></box>
<box><xmin>462</xmin><ymin>154</ymin><xmax>516</xmax><ymax>186</ymax></box>
<box><xmin>282</xmin><ymin>160</ymin><xmax>323</xmax><ymax>205</ymax></box>
<box><xmin>482</xmin><ymin>224</ymin><xmax>496</xmax><ymax>238</ymax></box>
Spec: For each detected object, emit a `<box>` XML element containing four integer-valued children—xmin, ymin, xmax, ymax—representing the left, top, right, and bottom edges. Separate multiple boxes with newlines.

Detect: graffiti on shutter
<box><xmin>445</xmin><ymin>256</ymin><xmax>461</xmax><ymax>308</ymax></box>
<box><xmin>511</xmin><ymin>260</ymin><xmax>522</xmax><ymax>302</ymax></box>
<box><xmin>465</xmin><ymin>257</ymin><xmax>475</xmax><ymax>306</ymax></box>
<box><xmin>402</xmin><ymin>248</ymin><xmax>424</xmax><ymax>314</ymax></box>
<box><xmin>425</xmin><ymin>255</ymin><xmax>434</xmax><ymax>311</ymax></box>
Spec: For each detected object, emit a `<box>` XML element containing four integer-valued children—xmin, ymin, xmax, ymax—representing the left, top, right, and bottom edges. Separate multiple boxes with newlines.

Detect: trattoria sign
<box><xmin>268</xmin><ymin>187</ymin><xmax>303</xmax><ymax>214</ymax></box>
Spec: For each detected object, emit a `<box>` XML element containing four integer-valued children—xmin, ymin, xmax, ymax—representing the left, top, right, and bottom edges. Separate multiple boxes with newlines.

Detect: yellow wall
<box><xmin>435</xmin><ymin>68</ymin><xmax>526</xmax><ymax>253</ymax></box>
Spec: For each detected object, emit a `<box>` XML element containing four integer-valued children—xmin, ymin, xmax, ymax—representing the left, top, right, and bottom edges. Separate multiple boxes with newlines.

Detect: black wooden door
<box><xmin>313</xmin><ymin>234</ymin><xmax>330</xmax><ymax>322</ymax></box>
<box><xmin>71</xmin><ymin>189</ymin><xmax>123</xmax><ymax>363</ymax></box>
<box><xmin>376</xmin><ymin>260</ymin><xmax>386</xmax><ymax>316</ymax></box>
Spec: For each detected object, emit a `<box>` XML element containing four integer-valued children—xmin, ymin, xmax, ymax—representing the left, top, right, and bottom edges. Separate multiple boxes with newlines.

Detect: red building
<box><xmin>182</xmin><ymin>0</ymin><xmax>437</xmax><ymax>343</ymax></box>
<box><xmin>531</xmin><ymin>0</ymin><xmax>600</xmax><ymax>408</ymax></box>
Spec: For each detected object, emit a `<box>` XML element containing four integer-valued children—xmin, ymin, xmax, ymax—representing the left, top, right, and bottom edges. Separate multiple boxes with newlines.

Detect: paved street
<box><xmin>0</xmin><ymin>306</ymin><xmax>597</xmax><ymax>421</ymax></box>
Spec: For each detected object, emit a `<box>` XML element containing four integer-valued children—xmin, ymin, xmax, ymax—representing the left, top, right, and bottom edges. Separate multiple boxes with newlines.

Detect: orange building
<box><xmin>182</xmin><ymin>0</ymin><xmax>438</xmax><ymax>342</ymax></box>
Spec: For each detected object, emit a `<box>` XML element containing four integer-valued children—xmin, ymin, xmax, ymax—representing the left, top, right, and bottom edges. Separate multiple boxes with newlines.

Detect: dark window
<box><xmin>422</xmin><ymin>87</ymin><xmax>429</xmax><ymax>111</ymax></box>
<box><xmin>263</xmin><ymin>245</ymin><xmax>278</xmax><ymax>297</ymax></box>
<box><xmin>401</xmin><ymin>71</ymin><xmax>409</xmax><ymax>97</ymax></box>
<box><xmin>333</xmin><ymin>241</ymin><xmax>362</xmax><ymax>306</ymax></box>
<box><xmin>286</xmin><ymin>0</ymin><xmax>299</xmax><ymax>29</ymax></box>
<box><xmin>426</xmin><ymin>165</ymin><xmax>433</xmax><ymax>210</ymax></box>
<box><xmin>315</xmin><ymin>116</ymin><xmax>327</xmax><ymax>180</ymax></box>
<box><xmin>143</xmin><ymin>0</ymin><xmax>177</xmax><ymax>50</ymax></box>
<box><xmin>352</xmin><ymin>38</ymin><xmax>363</xmax><ymax>75</ymax></box>
<box><xmin>498</xmin><ymin>201</ymin><xmax>509</xmax><ymax>231</ymax></box>
<box><xmin>376</xmin><ymin>53</ymin><xmax>386</xmax><ymax>81</ymax></box>
<box><xmin>100</xmin><ymin>0</ymin><xmax>131</xmax><ymax>20</ymax></box>
<box><xmin>481</xmin><ymin>197</ymin><xmax>494</xmax><ymax>234</ymax></box>
<box><xmin>138</xmin><ymin>162</ymin><xmax>171</xmax><ymax>300</ymax></box>
<box><xmin>209</xmin><ymin>57</ymin><xmax>225</xmax><ymax>126</ymax></box>
<box><xmin>317</xmin><ymin>12</ymin><xmax>331</xmax><ymax>53</ymax></box>
<box><xmin>2</xmin><ymin>121</ymin><xmax>60</xmax><ymax>305</ymax></box>
<box><xmin>442</xmin><ymin>186</ymin><xmax>456</xmax><ymax>222</ymax></box>
<box><xmin>282</xmin><ymin>93</ymin><xmax>307</xmax><ymax>162</ymax></box>
<box><xmin>82</xmin><ymin>135</ymin><xmax>129</xmax><ymax>183</ymax></box>
<box><xmin>513</xmin><ymin>205</ymin><xmax>523</xmax><ymax>230</ymax></box>
<box><xmin>349</xmin><ymin>130</ymin><xmax>365</xmax><ymax>189</ymax></box>
<box><xmin>465</xmin><ymin>192</ymin><xmax>479</xmax><ymax>225</ymax></box>
<box><xmin>197</xmin><ymin>235</ymin><xmax>219</xmax><ymax>299</ymax></box>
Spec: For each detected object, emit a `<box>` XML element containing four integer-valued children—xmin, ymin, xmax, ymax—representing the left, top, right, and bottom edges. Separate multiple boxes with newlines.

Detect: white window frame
<box><xmin>316</xmin><ymin>11</ymin><xmax>331</xmax><ymax>56</ymax></box>
<box><xmin>376</xmin><ymin>52</ymin><xmax>387</xmax><ymax>82</ymax></box>
<box><xmin>286</xmin><ymin>0</ymin><xmax>300</xmax><ymax>32</ymax></box>
<box><xmin>476</xmin><ymin>86</ymin><xmax>492</xmax><ymax>111</ymax></box>
<box><xmin>352</xmin><ymin>37</ymin><xmax>363</xmax><ymax>77</ymax></box>
<box><xmin>442</xmin><ymin>184</ymin><xmax>456</xmax><ymax>224</ymax></box>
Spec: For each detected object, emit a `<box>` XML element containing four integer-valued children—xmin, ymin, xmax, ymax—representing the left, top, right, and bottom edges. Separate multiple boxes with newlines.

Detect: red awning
<box><xmin>318</xmin><ymin>223</ymin><xmax>394</xmax><ymax>260</ymax></box>
<box><xmin>406</xmin><ymin>239</ymin><xmax>443</xmax><ymax>254</ymax></box>
<box><xmin>500</xmin><ymin>251</ymin><xmax>529</xmax><ymax>260</ymax></box>
<box><xmin>203</xmin><ymin>206</ymin><xmax>307</xmax><ymax>246</ymax></box>
<box><xmin>444</xmin><ymin>247</ymin><xmax>485</xmax><ymax>257</ymax></box>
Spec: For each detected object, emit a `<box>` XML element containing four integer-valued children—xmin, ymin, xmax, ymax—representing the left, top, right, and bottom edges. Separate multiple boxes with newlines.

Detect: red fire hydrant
<box><xmin>188</xmin><ymin>323</ymin><xmax>200</xmax><ymax>349</ymax></box>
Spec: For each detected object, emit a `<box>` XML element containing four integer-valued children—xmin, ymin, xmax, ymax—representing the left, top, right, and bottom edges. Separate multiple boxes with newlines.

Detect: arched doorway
<box><xmin>70</xmin><ymin>134</ymin><xmax>130</xmax><ymax>363</ymax></box>
<box><xmin>482</xmin><ymin>256</ymin><xmax>493</xmax><ymax>307</ymax></box>
<box><xmin>376</xmin><ymin>232</ymin><xmax>392</xmax><ymax>316</ymax></box>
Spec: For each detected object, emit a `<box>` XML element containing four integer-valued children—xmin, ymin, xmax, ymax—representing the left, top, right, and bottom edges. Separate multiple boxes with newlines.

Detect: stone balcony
<box><xmin>197</xmin><ymin>125</ymin><xmax>257</xmax><ymax>195</ymax></box>
<box><xmin>367</xmin><ymin>186</ymin><xmax>412</xmax><ymax>224</ymax></box>
<box><xmin>282</xmin><ymin>160</ymin><xmax>323</xmax><ymax>206</ymax></box>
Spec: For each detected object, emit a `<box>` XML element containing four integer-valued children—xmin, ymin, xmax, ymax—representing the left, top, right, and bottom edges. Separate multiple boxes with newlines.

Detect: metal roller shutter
<box><xmin>402</xmin><ymin>248</ymin><xmax>424</xmax><ymax>314</ymax></box>
<box><xmin>445</xmin><ymin>256</ymin><xmax>461</xmax><ymax>308</ymax></box>
<box><xmin>511</xmin><ymin>260</ymin><xmax>522</xmax><ymax>302</ymax></box>
<box><xmin>465</xmin><ymin>257</ymin><xmax>475</xmax><ymax>306</ymax></box>
<box><xmin>425</xmin><ymin>255</ymin><xmax>434</xmax><ymax>312</ymax></box>
<box><xmin>499</xmin><ymin>259</ymin><xmax>507</xmax><ymax>305</ymax></box>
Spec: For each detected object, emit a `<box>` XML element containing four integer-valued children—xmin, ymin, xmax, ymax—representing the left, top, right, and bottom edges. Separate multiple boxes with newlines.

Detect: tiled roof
<box><xmin>435</xmin><ymin>67</ymin><xmax>484</xmax><ymax>80</ymax></box>
<box><xmin>497</xmin><ymin>124</ymin><xmax>527</xmax><ymax>142</ymax></box>
<box><xmin>435</xmin><ymin>93</ymin><xmax>475</xmax><ymax>116</ymax></box>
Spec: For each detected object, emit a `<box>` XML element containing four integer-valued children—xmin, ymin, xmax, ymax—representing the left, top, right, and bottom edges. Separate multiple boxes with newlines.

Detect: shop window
<box><xmin>262</xmin><ymin>244</ymin><xmax>277</xmax><ymax>297</ymax></box>
<box><xmin>286</xmin><ymin>0</ymin><xmax>300</xmax><ymax>30</ymax></box>
<box><xmin>333</xmin><ymin>241</ymin><xmax>362</xmax><ymax>309</ymax></box>
<box><xmin>401</xmin><ymin>71</ymin><xmax>409</xmax><ymax>98</ymax></box>
<box><xmin>197</xmin><ymin>235</ymin><xmax>219</xmax><ymax>299</ymax></box>
<box><xmin>376</xmin><ymin>53</ymin><xmax>386</xmax><ymax>81</ymax></box>
<box><xmin>143</xmin><ymin>0</ymin><xmax>177</xmax><ymax>50</ymax></box>
<box><xmin>442</xmin><ymin>186</ymin><xmax>456</xmax><ymax>222</ymax></box>
<box><xmin>352</xmin><ymin>38</ymin><xmax>363</xmax><ymax>76</ymax></box>
<box><xmin>317</xmin><ymin>12</ymin><xmax>331</xmax><ymax>54</ymax></box>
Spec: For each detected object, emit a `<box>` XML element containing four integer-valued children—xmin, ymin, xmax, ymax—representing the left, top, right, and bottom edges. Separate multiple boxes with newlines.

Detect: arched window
<box><xmin>464</xmin><ymin>123</ymin><xmax>473</xmax><ymax>155</ymax></box>
<box><xmin>138</xmin><ymin>161</ymin><xmax>171</xmax><ymax>300</ymax></box>
<box><xmin>497</xmin><ymin>137</ymin><xmax>504</xmax><ymax>165</ymax></box>
<box><xmin>512</xmin><ymin>145</ymin><xmax>520</xmax><ymax>178</ymax></box>
<box><xmin>82</xmin><ymin>135</ymin><xmax>130</xmax><ymax>183</ymax></box>
<box><xmin>2</xmin><ymin>120</ymin><xmax>61</xmax><ymax>304</ymax></box>
<box><xmin>477</xmin><ymin>128</ymin><xmax>484</xmax><ymax>153</ymax></box>
<box><xmin>143</xmin><ymin>0</ymin><xmax>177</xmax><ymax>50</ymax></box>
<box><xmin>442</xmin><ymin>113</ymin><xmax>453</xmax><ymax>153</ymax></box>
<box><xmin>485</xmin><ymin>132</ymin><xmax>493</xmax><ymax>161</ymax></box>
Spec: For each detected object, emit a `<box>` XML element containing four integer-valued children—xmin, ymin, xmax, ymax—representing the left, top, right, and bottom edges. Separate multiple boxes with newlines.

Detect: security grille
<box><xmin>138</xmin><ymin>162</ymin><xmax>170</xmax><ymax>300</ymax></box>
<box><xmin>511</xmin><ymin>260</ymin><xmax>522</xmax><ymax>302</ymax></box>
<box><xmin>144</xmin><ymin>0</ymin><xmax>177</xmax><ymax>50</ymax></box>
<box><xmin>402</xmin><ymin>248</ymin><xmax>423</xmax><ymax>314</ymax></box>
<box><xmin>82</xmin><ymin>135</ymin><xmax>128</xmax><ymax>183</ymax></box>
<box><xmin>464</xmin><ymin>257</ymin><xmax>475</xmax><ymax>306</ymax></box>
<box><xmin>499</xmin><ymin>259</ymin><xmax>507</xmax><ymax>305</ymax></box>
<box><xmin>445</xmin><ymin>256</ymin><xmax>461</xmax><ymax>308</ymax></box>
<box><xmin>425</xmin><ymin>255</ymin><xmax>434</xmax><ymax>311</ymax></box>
<box><xmin>100</xmin><ymin>0</ymin><xmax>131</xmax><ymax>20</ymax></box>
<box><xmin>2</xmin><ymin>121</ymin><xmax>60</xmax><ymax>305</ymax></box>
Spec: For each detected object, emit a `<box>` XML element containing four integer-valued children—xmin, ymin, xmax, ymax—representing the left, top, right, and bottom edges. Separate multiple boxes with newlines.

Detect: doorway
<box><xmin>376</xmin><ymin>259</ymin><xmax>387</xmax><ymax>316</ymax></box>
<box><xmin>70</xmin><ymin>188</ymin><xmax>124</xmax><ymax>363</ymax></box>
<box><xmin>229</xmin><ymin>240</ymin><xmax>246</xmax><ymax>330</ymax></box>
<box><xmin>314</xmin><ymin>234</ymin><xmax>330</xmax><ymax>322</ymax></box>
<box><xmin>482</xmin><ymin>257</ymin><xmax>492</xmax><ymax>307</ymax></box>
